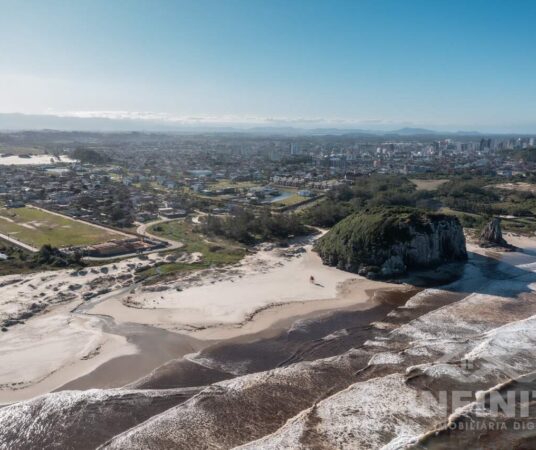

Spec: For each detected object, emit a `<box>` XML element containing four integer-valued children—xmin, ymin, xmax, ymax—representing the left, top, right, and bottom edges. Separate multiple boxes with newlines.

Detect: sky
<box><xmin>1</xmin><ymin>0</ymin><xmax>536</xmax><ymax>132</ymax></box>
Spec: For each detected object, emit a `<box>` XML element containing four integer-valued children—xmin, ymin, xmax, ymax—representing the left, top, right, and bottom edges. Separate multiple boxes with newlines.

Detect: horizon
<box><xmin>2</xmin><ymin>0</ymin><xmax>536</xmax><ymax>133</ymax></box>
<box><xmin>1</xmin><ymin>112</ymin><xmax>536</xmax><ymax>136</ymax></box>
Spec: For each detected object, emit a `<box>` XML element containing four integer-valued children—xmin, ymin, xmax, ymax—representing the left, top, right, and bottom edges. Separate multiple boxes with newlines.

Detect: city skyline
<box><xmin>2</xmin><ymin>0</ymin><xmax>536</xmax><ymax>132</ymax></box>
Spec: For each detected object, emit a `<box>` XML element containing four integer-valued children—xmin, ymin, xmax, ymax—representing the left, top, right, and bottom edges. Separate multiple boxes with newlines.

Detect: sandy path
<box><xmin>0</xmin><ymin>231</ymin><xmax>38</xmax><ymax>252</ymax></box>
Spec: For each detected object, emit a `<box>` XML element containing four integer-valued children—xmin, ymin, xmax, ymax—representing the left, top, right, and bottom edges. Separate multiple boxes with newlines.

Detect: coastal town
<box><xmin>4</xmin><ymin>0</ymin><xmax>536</xmax><ymax>447</ymax></box>
<box><xmin>2</xmin><ymin>132</ymin><xmax>535</xmax><ymax>213</ymax></box>
<box><xmin>0</xmin><ymin>130</ymin><xmax>534</xmax><ymax>260</ymax></box>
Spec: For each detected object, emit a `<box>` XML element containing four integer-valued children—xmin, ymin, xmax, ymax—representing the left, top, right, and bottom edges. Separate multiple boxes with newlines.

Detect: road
<box><xmin>82</xmin><ymin>218</ymin><xmax>184</xmax><ymax>261</ymax></box>
<box><xmin>0</xmin><ymin>231</ymin><xmax>38</xmax><ymax>252</ymax></box>
<box><xmin>136</xmin><ymin>218</ymin><xmax>183</xmax><ymax>251</ymax></box>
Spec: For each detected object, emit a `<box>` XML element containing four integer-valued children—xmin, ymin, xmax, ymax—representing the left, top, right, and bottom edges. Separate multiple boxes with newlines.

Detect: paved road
<box><xmin>136</xmin><ymin>218</ymin><xmax>183</xmax><ymax>251</ymax></box>
<box><xmin>82</xmin><ymin>218</ymin><xmax>184</xmax><ymax>261</ymax></box>
<box><xmin>0</xmin><ymin>231</ymin><xmax>38</xmax><ymax>252</ymax></box>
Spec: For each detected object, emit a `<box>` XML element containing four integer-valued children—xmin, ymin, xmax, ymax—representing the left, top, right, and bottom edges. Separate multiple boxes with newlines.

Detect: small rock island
<box><xmin>315</xmin><ymin>207</ymin><xmax>467</xmax><ymax>278</ymax></box>
<box><xmin>479</xmin><ymin>217</ymin><xmax>516</xmax><ymax>250</ymax></box>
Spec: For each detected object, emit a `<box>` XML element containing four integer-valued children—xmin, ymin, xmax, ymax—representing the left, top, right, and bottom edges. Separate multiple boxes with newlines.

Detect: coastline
<box><xmin>0</xmin><ymin>238</ymin><xmax>400</xmax><ymax>403</ymax></box>
<box><xmin>6</xmin><ymin>228</ymin><xmax>529</xmax><ymax>405</ymax></box>
<box><xmin>0</xmin><ymin>302</ymin><xmax>137</xmax><ymax>405</ymax></box>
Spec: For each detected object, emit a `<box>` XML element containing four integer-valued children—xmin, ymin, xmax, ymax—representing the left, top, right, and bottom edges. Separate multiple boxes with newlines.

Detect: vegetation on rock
<box><xmin>314</xmin><ymin>207</ymin><xmax>467</xmax><ymax>278</ymax></box>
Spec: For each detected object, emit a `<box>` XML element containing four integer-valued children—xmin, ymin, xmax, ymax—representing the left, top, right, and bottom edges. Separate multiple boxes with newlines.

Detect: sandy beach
<box><xmin>0</xmin><ymin>254</ymin><xmax>164</xmax><ymax>403</ymax></box>
<box><xmin>0</xmin><ymin>302</ymin><xmax>136</xmax><ymax>404</ymax></box>
<box><xmin>89</xmin><ymin>242</ymin><xmax>392</xmax><ymax>339</ymax></box>
<box><xmin>4</xmin><ymin>229</ymin><xmax>533</xmax><ymax>404</ymax></box>
<box><xmin>0</xmin><ymin>237</ymin><xmax>393</xmax><ymax>403</ymax></box>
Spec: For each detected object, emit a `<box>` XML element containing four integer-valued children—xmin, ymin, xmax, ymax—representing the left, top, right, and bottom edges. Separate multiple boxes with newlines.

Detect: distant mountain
<box><xmin>454</xmin><ymin>130</ymin><xmax>482</xmax><ymax>136</ymax></box>
<box><xmin>389</xmin><ymin>127</ymin><xmax>439</xmax><ymax>135</ymax></box>
<box><xmin>0</xmin><ymin>113</ymin><xmax>197</xmax><ymax>133</ymax></box>
<box><xmin>0</xmin><ymin>113</ymin><xmax>502</xmax><ymax>136</ymax></box>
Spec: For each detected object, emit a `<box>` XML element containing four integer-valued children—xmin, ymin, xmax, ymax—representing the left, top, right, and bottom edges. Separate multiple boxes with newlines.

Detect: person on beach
<box><xmin>310</xmin><ymin>275</ymin><xmax>315</xmax><ymax>283</ymax></box>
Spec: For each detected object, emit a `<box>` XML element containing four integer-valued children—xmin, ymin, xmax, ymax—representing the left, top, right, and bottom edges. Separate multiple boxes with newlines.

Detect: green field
<box><xmin>0</xmin><ymin>207</ymin><xmax>123</xmax><ymax>249</ymax></box>
<box><xmin>138</xmin><ymin>219</ymin><xmax>245</xmax><ymax>283</ymax></box>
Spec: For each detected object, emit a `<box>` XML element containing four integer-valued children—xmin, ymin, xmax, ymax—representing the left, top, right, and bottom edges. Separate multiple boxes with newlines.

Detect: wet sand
<box><xmin>62</xmin><ymin>284</ymin><xmax>418</xmax><ymax>393</ymax></box>
<box><xmin>58</xmin><ymin>320</ymin><xmax>209</xmax><ymax>391</ymax></box>
<box><xmin>0</xmin><ymin>302</ymin><xmax>136</xmax><ymax>405</ymax></box>
<box><xmin>8</xmin><ymin>230</ymin><xmax>517</xmax><ymax>404</ymax></box>
<box><xmin>0</xmin><ymin>237</ymin><xmax>399</xmax><ymax>403</ymax></box>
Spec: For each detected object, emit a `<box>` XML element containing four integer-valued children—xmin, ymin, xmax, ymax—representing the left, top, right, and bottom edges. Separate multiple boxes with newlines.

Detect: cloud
<box><xmin>48</xmin><ymin>110</ymin><xmax>418</xmax><ymax>129</ymax></box>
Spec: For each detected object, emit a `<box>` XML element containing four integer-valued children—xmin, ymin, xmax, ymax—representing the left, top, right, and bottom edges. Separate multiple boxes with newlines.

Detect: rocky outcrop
<box><xmin>479</xmin><ymin>217</ymin><xmax>515</xmax><ymax>250</ymax></box>
<box><xmin>314</xmin><ymin>208</ymin><xmax>467</xmax><ymax>278</ymax></box>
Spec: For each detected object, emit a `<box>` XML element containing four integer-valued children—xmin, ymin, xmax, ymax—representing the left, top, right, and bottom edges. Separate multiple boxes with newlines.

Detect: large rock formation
<box><xmin>314</xmin><ymin>207</ymin><xmax>467</xmax><ymax>278</ymax></box>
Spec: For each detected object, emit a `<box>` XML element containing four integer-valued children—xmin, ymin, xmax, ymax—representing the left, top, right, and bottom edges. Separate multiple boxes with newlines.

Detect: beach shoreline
<box><xmin>5</xmin><ymin>229</ymin><xmax>531</xmax><ymax>405</ymax></box>
<box><xmin>87</xmin><ymin>241</ymin><xmax>394</xmax><ymax>336</ymax></box>
<box><xmin>0</xmin><ymin>238</ymin><xmax>400</xmax><ymax>403</ymax></box>
<box><xmin>0</xmin><ymin>301</ymin><xmax>137</xmax><ymax>405</ymax></box>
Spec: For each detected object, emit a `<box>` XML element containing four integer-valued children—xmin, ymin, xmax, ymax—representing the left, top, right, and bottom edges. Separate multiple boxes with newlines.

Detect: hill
<box><xmin>314</xmin><ymin>207</ymin><xmax>467</xmax><ymax>278</ymax></box>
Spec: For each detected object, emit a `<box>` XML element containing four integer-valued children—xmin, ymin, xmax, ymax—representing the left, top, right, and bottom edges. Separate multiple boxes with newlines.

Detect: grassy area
<box><xmin>439</xmin><ymin>207</ymin><xmax>481</xmax><ymax>219</ymax></box>
<box><xmin>438</xmin><ymin>207</ymin><xmax>485</xmax><ymax>230</ymax></box>
<box><xmin>0</xmin><ymin>239</ymin><xmax>37</xmax><ymax>276</ymax></box>
<box><xmin>501</xmin><ymin>217</ymin><xmax>536</xmax><ymax>235</ymax></box>
<box><xmin>0</xmin><ymin>206</ymin><xmax>123</xmax><ymax>248</ymax></box>
<box><xmin>0</xmin><ymin>238</ymin><xmax>88</xmax><ymax>276</ymax></box>
<box><xmin>137</xmin><ymin>219</ymin><xmax>246</xmax><ymax>283</ymax></box>
<box><xmin>410</xmin><ymin>178</ymin><xmax>449</xmax><ymax>191</ymax></box>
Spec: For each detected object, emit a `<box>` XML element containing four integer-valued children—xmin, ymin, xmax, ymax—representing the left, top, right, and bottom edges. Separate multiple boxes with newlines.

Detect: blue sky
<box><xmin>1</xmin><ymin>0</ymin><xmax>536</xmax><ymax>131</ymax></box>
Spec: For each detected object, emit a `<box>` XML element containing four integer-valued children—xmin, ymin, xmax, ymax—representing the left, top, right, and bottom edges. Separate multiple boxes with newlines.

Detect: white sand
<box><xmin>0</xmin><ymin>255</ymin><xmax>165</xmax><ymax>404</ymax></box>
<box><xmin>90</xmin><ymin>243</ymin><xmax>389</xmax><ymax>339</ymax></box>
<box><xmin>0</xmin><ymin>154</ymin><xmax>75</xmax><ymax>165</ymax></box>
<box><xmin>0</xmin><ymin>240</ymin><xmax>382</xmax><ymax>402</ymax></box>
<box><xmin>0</xmin><ymin>234</ymin><xmax>427</xmax><ymax>401</ymax></box>
<box><xmin>504</xmin><ymin>232</ymin><xmax>536</xmax><ymax>250</ymax></box>
<box><xmin>0</xmin><ymin>302</ymin><xmax>136</xmax><ymax>404</ymax></box>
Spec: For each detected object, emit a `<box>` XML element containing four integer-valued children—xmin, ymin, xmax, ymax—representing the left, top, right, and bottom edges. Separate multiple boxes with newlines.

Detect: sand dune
<box><xmin>89</xmin><ymin>242</ymin><xmax>391</xmax><ymax>339</ymax></box>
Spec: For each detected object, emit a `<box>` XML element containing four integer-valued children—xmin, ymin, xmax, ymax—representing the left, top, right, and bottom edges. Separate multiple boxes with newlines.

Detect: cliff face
<box><xmin>314</xmin><ymin>208</ymin><xmax>467</xmax><ymax>278</ymax></box>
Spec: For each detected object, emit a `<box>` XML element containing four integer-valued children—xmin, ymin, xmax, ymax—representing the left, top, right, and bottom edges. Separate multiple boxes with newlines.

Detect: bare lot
<box><xmin>410</xmin><ymin>178</ymin><xmax>449</xmax><ymax>191</ymax></box>
<box><xmin>0</xmin><ymin>207</ymin><xmax>123</xmax><ymax>249</ymax></box>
